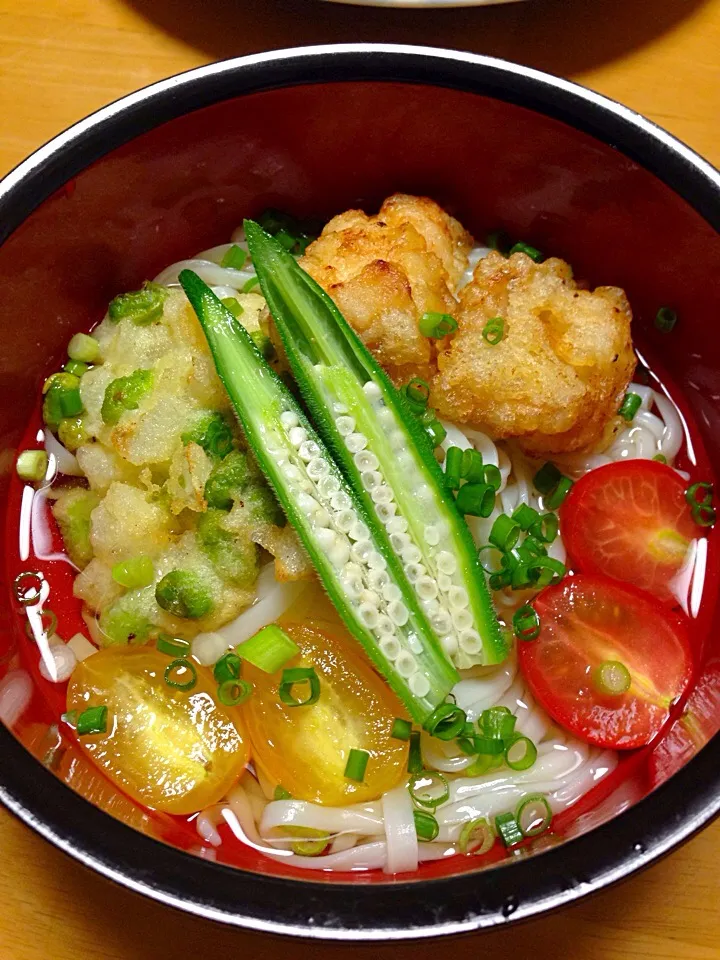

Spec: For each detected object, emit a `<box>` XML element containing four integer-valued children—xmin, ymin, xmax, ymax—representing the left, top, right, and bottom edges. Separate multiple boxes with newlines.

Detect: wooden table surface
<box><xmin>1</xmin><ymin>0</ymin><xmax>720</xmax><ymax>956</ymax></box>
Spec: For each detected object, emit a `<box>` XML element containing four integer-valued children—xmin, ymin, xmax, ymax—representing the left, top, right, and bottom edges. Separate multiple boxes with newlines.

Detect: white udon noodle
<box><xmin>148</xmin><ymin>237</ymin><xmax>684</xmax><ymax>873</ymax></box>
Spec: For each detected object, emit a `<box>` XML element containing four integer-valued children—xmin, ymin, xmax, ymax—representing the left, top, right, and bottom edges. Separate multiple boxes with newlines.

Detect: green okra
<box><xmin>244</xmin><ymin>220</ymin><xmax>507</xmax><ymax>670</ymax></box>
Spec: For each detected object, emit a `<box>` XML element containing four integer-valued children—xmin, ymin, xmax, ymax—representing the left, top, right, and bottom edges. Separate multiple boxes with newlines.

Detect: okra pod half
<box><xmin>179</xmin><ymin>270</ymin><xmax>458</xmax><ymax>723</ymax></box>
<box><xmin>245</xmin><ymin>221</ymin><xmax>507</xmax><ymax>670</ymax></box>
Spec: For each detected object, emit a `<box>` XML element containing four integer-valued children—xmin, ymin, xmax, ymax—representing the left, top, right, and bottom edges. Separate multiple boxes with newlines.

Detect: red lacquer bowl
<box><xmin>1</xmin><ymin>45</ymin><xmax>720</xmax><ymax>940</ymax></box>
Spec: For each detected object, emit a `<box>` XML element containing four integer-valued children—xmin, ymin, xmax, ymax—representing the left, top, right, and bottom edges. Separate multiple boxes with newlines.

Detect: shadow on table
<box><xmin>125</xmin><ymin>0</ymin><xmax>708</xmax><ymax>77</ymax></box>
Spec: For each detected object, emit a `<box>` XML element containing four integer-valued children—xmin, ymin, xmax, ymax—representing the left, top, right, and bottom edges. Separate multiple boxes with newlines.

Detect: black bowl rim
<box><xmin>1</xmin><ymin>44</ymin><xmax>720</xmax><ymax>941</ymax></box>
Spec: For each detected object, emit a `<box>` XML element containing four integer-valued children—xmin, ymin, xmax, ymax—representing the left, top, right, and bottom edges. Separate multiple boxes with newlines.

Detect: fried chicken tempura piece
<box><xmin>300</xmin><ymin>194</ymin><xmax>473</xmax><ymax>385</ymax></box>
<box><xmin>432</xmin><ymin>251</ymin><xmax>635</xmax><ymax>454</ymax></box>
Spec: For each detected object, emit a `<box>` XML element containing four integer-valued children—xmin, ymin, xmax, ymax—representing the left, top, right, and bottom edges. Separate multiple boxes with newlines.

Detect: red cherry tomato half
<box><xmin>518</xmin><ymin>574</ymin><xmax>692</xmax><ymax>749</ymax></box>
<box><xmin>560</xmin><ymin>459</ymin><xmax>698</xmax><ymax>603</ymax></box>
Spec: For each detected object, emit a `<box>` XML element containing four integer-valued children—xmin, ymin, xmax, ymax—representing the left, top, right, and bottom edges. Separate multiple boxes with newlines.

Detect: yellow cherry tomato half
<box><xmin>241</xmin><ymin>621</ymin><xmax>408</xmax><ymax>805</ymax></box>
<box><xmin>66</xmin><ymin>647</ymin><xmax>249</xmax><ymax>815</ymax></box>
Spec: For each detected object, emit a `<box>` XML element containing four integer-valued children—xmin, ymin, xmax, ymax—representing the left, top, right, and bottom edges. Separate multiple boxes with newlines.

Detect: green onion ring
<box><xmin>163</xmin><ymin>658</ymin><xmax>198</xmax><ymax>692</ymax></box>
<box><xmin>459</xmin><ymin>817</ymin><xmax>495</xmax><ymax>855</ymax></box>
<box><xmin>408</xmin><ymin>770</ymin><xmax>450</xmax><ymax>809</ymax></box>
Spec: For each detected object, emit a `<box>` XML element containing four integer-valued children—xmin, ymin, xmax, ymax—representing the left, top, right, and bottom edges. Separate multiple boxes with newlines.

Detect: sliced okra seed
<box><xmin>335</xmin><ymin>416</ymin><xmax>356</xmax><ymax>436</ymax></box>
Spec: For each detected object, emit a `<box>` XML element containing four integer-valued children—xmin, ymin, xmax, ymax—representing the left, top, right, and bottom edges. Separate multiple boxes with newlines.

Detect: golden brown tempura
<box><xmin>431</xmin><ymin>251</ymin><xmax>635</xmax><ymax>454</ymax></box>
<box><xmin>300</xmin><ymin>194</ymin><xmax>472</xmax><ymax>385</ymax></box>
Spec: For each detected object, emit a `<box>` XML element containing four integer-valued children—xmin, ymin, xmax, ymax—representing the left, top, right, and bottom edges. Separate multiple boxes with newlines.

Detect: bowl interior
<box><xmin>2</xmin><ymin>76</ymin><xmax>720</xmax><ymax>891</ymax></box>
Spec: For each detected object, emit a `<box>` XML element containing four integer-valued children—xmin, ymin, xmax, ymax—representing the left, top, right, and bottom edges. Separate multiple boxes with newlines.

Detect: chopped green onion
<box><xmin>241</xmin><ymin>275</ymin><xmax>260</xmax><ymax>293</ymax></box>
<box><xmin>489</xmin><ymin>514</ymin><xmax>521</xmax><ymax>551</ymax></box>
<box><xmin>408</xmin><ymin>770</ymin><xmax>449</xmax><ymax>809</ymax></box>
<box><xmin>13</xmin><ymin>570</ymin><xmax>45</xmax><ymax>606</ymax></box>
<box><xmin>163</xmin><ymin>658</ymin><xmax>197</xmax><ymax>692</ymax></box>
<box><xmin>526</xmin><ymin>556</ymin><xmax>566</xmax><ymax>588</ymax></box>
<box><xmin>16</xmin><ymin>450</ymin><xmax>48</xmax><ymax>482</ymax></box>
<box><xmin>423</xmin><ymin>703</ymin><xmax>466</xmax><ymax>741</ymax></box>
<box><xmin>686</xmin><ymin>481</ymin><xmax>713</xmax><ymax>507</ymax></box>
<box><xmin>461</xmin><ymin>448</ymin><xmax>484</xmax><ymax>482</ymax></box>
<box><xmin>481</xmin><ymin>464</ymin><xmax>502</xmax><ymax>491</ymax></box>
<box><xmin>214</xmin><ymin>652</ymin><xmax>242</xmax><ymax>684</ymax></box>
<box><xmin>344</xmin><ymin>748</ymin><xmax>370</xmax><ymax>783</ymax></box>
<box><xmin>486</xmin><ymin>230</ymin><xmax>511</xmax><ymax>254</ymax></box>
<box><xmin>101</xmin><ymin>369</ymin><xmax>153</xmax><ymax>426</ymax></box>
<box><xmin>63</xmin><ymin>360</ymin><xmax>89</xmax><ymax>377</ymax></box>
<box><xmin>279</xmin><ymin>666</ymin><xmax>320</xmax><ymax>707</ymax></box>
<box><xmin>618</xmin><ymin>392</ymin><xmax>642</xmax><ymax>422</ymax></box>
<box><xmin>156</xmin><ymin>634</ymin><xmax>191</xmax><ymax>658</ymax></box>
<box><xmin>653</xmin><ymin>453</ymin><xmax>668</xmax><ymax>464</ymax></box>
<box><xmin>528</xmin><ymin>513</ymin><xmax>559</xmax><ymax>544</ymax></box>
<box><xmin>220</xmin><ymin>244</ymin><xmax>248</xmax><ymax>270</ymax></box>
<box><xmin>505</xmin><ymin>735</ymin><xmax>538</xmax><ymax>771</ymax></box>
<box><xmin>274</xmin><ymin>785</ymin><xmax>292</xmax><ymax>800</ymax></box>
<box><xmin>509</xmin><ymin>241</ymin><xmax>543</xmax><ymax>262</ymax></box>
<box><xmin>402</xmin><ymin>377</ymin><xmax>430</xmax><ymax>413</ymax></box>
<box><xmin>419</xmin><ymin>312</ymin><xmax>458</xmax><ymax>338</ymax></box>
<box><xmin>109</xmin><ymin>283</ymin><xmax>167</xmax><ymax>326</ymax></box>
<box><xmin>408</xmin><ymin>730</ymin><xmax>424</xmax><ymax>774</ymax></box>
<box><xmin>424</xmin><ymin>418</ymin><xmax>447</xmax><ymax>448</ymax></box>
<box><xmin>495</xmin><ymin>812</ymin><xmax>524</xmax><ymax>847</ymax></box>
<box><xmin>238</xmin><ymin>624</ymin><xmax>300</xmax><ymax>674</ymax></box>
<box><xmin>60</xmin><ymin>710</ymin><xmax>78</xmax><ymax>727</ymax></box>
<box><xmin>488</xmin><ymin>569</ymin><xmax>512</xmax><ymax>591</ymax></box>
<box><xmin>111</xmin><ymin>555</ymin><xmax>154</xmax><ymax>589</ymax></box>
<box><xmin>413</xmin><ymin>810</ymin><xmax>439</xmax><ymax>841</ymax></box>
<box><xmin>512</xmin><ymin>503</ymin><xmax>540</xmax><ymax>532</ymax></box>
<box><xmin>479</xmin><ymin>705</ymin><xmax>516</xmax><ymax>741</ymax></box>
<box><xmin>457</xmin><ymin>727</ymin><xmax>481</xmax><ymax>756</ymax></box>
<box><xmin>482</xmin><ymin>316</ymin><xmax>505</xmax><ymax>345</ymax></box>
<box><xmin>217</xmin><ymin>678</ymin><xmax>253</xmax><ymax>706</ymax></box>
<box><xmin>523</xmin><ymin>535</ymin><xmax>547</xmax><ymax>557</ymax></box>
<box><xmin>390</xmin><ymin>718</ymin><xmax>412</xmax><ymax>741</ymax></box>
<box><xmin>282</xmin><ymin>826</ymin><xmax>329</xmax><ymax>856</ymax></box>
<box><xmin>516</xmin><ymin>794</ymin><xmax>552</xmax><ymax>837</ymax></box>
<box><xmin>513</xmin><ymin>605</ymin><xmax>540</xmax><ymax>642</ymax></box>
<box><xmin>692</xmin><ymin>503</ymin><xmax>716</xmax><ymax>527</ymax></box>
<box><xmin>473</xmin><ymin>736</ymin><xmax>505</xmax><ymax>756</ymax></box>
<box><xmin>509</xmin><ymin>559</ymin><xmax>535</xmax><ymax>590</ymax></box>
<box><xmin>459</xmin><ymin>817</ymin><xmax>495</xmax><ymax>856</ymax></box>
<box><xmin>273</xmin><ymin>229</ymin><xmax>297</xmax><ymax>252</ymax></box>
<box><xmin>76</xmin><ymin>705</ymin><xmax>108</xmax><ymax>736</ymax></box>
<box><xmin>456</xmin><ymin>482</ymin><xmax>495</xmax><ymax>518</ymax></box>
<box><xmin>593</xmin><ymin>660</ymin><xmax>631</xmax><ymax>696</ymax></box>
<box><xmin>67</xmin><ymin>332</ymin><xmax>101</xmax><ymax>364</ymax></box>
<box><xmin>444</xmin><ymin>446</ymin><xmax>464</xmax><ymax>490</ymax></box>
<box><xmin>42</xmin><ymin>373</ymin><xmax>81</xmax><ymax>429</ymax></box>
<box><xmin>25</xmin><ymin>609</ymin><xmax>57</xmax><ymax>641</ymax></box>
<box><xmin>464</xmin><ymin>753</ymin><xmax>504</xmax><ymax>777</ymax></box>
<box><xmin>533</xmin><ymin>462</ymin><xmax>562</xmax><ymax>495</ymax></box>
<box><xmin>655</xmin><ymin>307</ymin><xmax>677</xmax><ymax>333</ymax></box>
<box><xmin>58</xmin><ymin>388</ymin><xmax>83</xmax><ymax>418</ymax></box>
<box><xmin>221</xmin><ymin>296</ymin><xmax>244</xmax><ymax>317</ymax></box>
<box><xmin>545</xmin><ymin>476</ymin><xmax>573</xmax><ymax>510</ymax></box>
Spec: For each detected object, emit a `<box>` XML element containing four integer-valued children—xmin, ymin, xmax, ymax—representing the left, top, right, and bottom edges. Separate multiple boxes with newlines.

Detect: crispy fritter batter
<box><xmin>300</xmin><ymin>194</ymin><xmax>472</xmax><ymax>385</ymax></box>
<box><xmin>431</xmin><ymin>251</ymin><xmax>635</xmax><ymax>454</ymax></box>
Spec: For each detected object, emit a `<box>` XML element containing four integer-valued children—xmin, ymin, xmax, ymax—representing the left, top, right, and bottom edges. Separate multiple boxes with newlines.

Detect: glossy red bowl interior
<box><xmin>1</xmin><ymin>46</ymin><xmax>720</xmax><ymax>939</ymax></box>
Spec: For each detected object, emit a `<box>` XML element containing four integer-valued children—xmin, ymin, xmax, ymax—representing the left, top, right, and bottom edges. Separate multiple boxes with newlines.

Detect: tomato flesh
<box><xmin>561</xmin><ymin>459</ymin><xmax>697</xmax><ymax>603</ymax></box>
<box><xmin>241</xmin><ymin>621</ymin><xmax>407</xmax><ymax>804</ymax></box>
<box><xmin>518</xmin><ymin>574</ymin><xmax>692</xmax><ymax>749</ymax></box>
<box><xmin>67</xmin><ymin>647</ymin><xmax>249</xmax><ymax>814</ymax></box>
